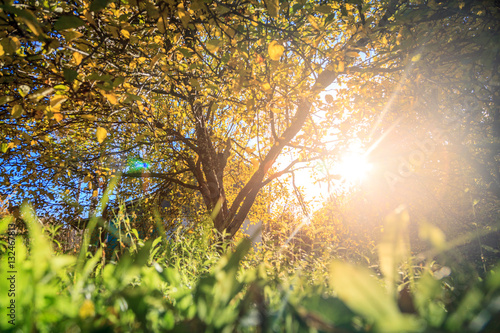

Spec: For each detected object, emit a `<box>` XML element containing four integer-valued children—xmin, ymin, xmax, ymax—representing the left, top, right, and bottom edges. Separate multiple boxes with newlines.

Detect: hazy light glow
<box><xmin>336</xmin><ymin>152</ymin><xmax>373</xmax><ymax>185</ymax></box>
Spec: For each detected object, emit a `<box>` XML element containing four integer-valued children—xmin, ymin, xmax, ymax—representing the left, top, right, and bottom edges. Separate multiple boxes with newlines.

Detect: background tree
<box><xmin>1</xmin><ymin>0</ymin><xmax>498</xmax><ymax>241</ymax></box>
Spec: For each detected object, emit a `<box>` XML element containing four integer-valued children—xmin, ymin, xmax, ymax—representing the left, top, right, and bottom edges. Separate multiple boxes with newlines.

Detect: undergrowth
<box><xmin>0</xmin><ymin>204</ymin><xmax>499</xmax><ymax>332</ymax></box>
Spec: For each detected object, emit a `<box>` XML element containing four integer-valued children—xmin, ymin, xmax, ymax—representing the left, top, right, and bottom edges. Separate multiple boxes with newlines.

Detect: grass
<box><xmin>0</xmin><ymin>203</ymin><xmax>499</xmax><ymax>332</ymax></box>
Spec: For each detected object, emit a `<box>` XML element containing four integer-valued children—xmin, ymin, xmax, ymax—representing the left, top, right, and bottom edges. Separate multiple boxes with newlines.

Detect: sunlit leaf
<box><xmin>345</xmin><ymin>51</ymin><xmax>360</xmax><ymax>58</ymax></box>
<box><xmin>338</xmin><ymin>60</ymin><xmax>345</xmax><ymax>72</ymax></box>
<box><xmin>411</xmin><ymin>54</ymin><xmax>422</xmax><ymax>62</ymax></box>
<box><xmin>268</xmin><ymin>41</ymin><xmax>284</xmax><ymax>61</ymax></box>
<box><xmin>0</xmin><ymin>96</ymin><xmax>14</xmax><ymax>105</ymax></box>
<box><xmin>378</xmin><ymin>206</ymin><xmax>409</xmax><ymax>296</ymax></box>
<box><xmin>50</xmin><ymin>95</ymin><xmax>67</xmax><ymax>107</ymax></box>
<box><xmin>73</xmin><ymin>52</ymin><xmax>83</xmax><ymax>65</ymax></box>
<box><xmin>330</xmin><ymin>261</ymin><xmax>421</xmax><ymax>332</ymax></box>
<box><xmin>81</xmin><ymin>114</ymin><xmax>96</xmax><ymax>121</ymax></box>
<box><xmin>157</xmin><ymin>17</ymin><xmax>166</xmax><ymax>33</ymax></box>
<box><xmin>307</xmin><ymin>15</ymin><xmax>320</xmax><ymax>30</ymax></box>
<box><xmin>18</xmin><ymin>85</ymin><xmax>30</xmax><ymax>97</ymax></box>
<box><xmin>96</xmin><ymin>127</ymin><xmax>108</xmax><ymax>143</ymax></box>
<box><xmin>53</xmin><ymin>112</ymin><xmax>64</xmax><ymax>122</ymax></box>
<box><xmin>121</xmin><ymin>29</ymin><xmax>130</xmax><ymax>39</ymax></box>
<box><xmin>177</xmin><ymin>3</ymin><xmax>190</xmax><ymax>28</ymax></box>
<box><xmin>103</xmin><ymin>92</ymin><xmax>118</xmax><ymax>105</ymax></box>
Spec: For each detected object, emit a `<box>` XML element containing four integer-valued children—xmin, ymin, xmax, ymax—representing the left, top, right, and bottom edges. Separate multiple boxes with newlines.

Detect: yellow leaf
<box><xmin>73</xmin><ymin>51</ymin><xmax>83</xmax><ymax>65</ymax></box>
<box><xmin>411</xmin><ymin>54</ymin><xmax>421</xmax><ymax>62</ymax></box>
<box><xmin>11</xmin><ymin>104</ymin><xmax>23</xmax><ymax>118</ymax></box>
<box><xmin>251</xmin><ymin>158</ymin><xmax>260</xmax><ymax>169</ymax></box>
<box><xmin>96</xmin><ymin>127</ymin><xmax>107</xmax><ymax>143</ymax></box>
<box><xmin>338</xmin><ymin>60</ymin><xmax>345</xmax><ymax>72</ymax></box>
<box><xmin>346</xmin><ymin>51</ymin><xmax>360</xmax><ymax>58</ymax></box>
<box><xmin>81</xmin><ymin>114</ymin><xmax>96</xmax><ymax>121</ymax></box>
<box><xmin>268</xmin><ymin>41</ymin><xmax>284</xmax><ymax>61</ymax></box>
<box><xmin>222</xmin><ymin>26</ymin><xmax>236</xmax><ymax>39</ymax></box>
<box><xmin>103</xmin><ymin>93</ymin><xmax>118</xmax><ymax>105</ymax></box>
<box><xmin>157</xmin><ymin>17</ymin><xmax>166</xmax><ymax>33</ymax></box>
<box><xmin>53</xmin><ymin>112</ymin><xmax>64</xmax><ymax>122</ymax></box>
<box><xmin>50</xmin><ymin>95</ymin><xmax>67</xmax><ymax>107</ymax></box>
<box><xmin>20</xmin><ymin>17</ymin><xmax>42</xmax><ymax>37</ymax></box>
<box><xmin>262</xmin><ymin>82</ymin><xmax>272</xmax><ymax>91</ymax></box>
<box><xmin>177</xmin><ymin>3</ymin><xmax>190</xmax><ymax>28</ymax></box>
<box><xmin>10</xmin><ymin>37</ymin><xmax>21</xmax><ymax>51</ymax></box>
<box><xmin>121</xmin><ymin>29</ymin><xmax>130</xmax><ymax>39</ymax></box>
<box><xmin>137</xmin><ymin>100</ymin><xmax>144</xmax><ymax>112</ymax></box>
<box><xmin>92</xmin><ymin>190</ymin><xmax>98</xmax><ymax>197</ymax></box>
<box><xmin>307</xmin><ymin>15</ymin><xmax>320</xmax><ymax>30</ymax></box>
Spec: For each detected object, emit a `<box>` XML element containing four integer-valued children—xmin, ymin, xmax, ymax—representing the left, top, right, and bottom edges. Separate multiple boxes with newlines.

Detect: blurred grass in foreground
<box><xmin>0</xmin><ymin>203</ymin><xmax>499</xmax><ymax>333</ymax></box>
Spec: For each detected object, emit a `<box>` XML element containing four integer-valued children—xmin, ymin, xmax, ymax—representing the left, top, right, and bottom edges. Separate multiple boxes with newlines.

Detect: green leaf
<box><xmin>178</xmin><ymin>47</ymin><xmax>193</xmax><ymax>58</ymax></box>
<box><xmin>378</xmin><ymin>206</ymin><xmax>409</xmax><ymax>297</ymax></box>
<box><xmin>54</xmin><ymin>85</ymin><xmax>70</xmax><ymax>91</ymax></box>
<box><xmin>0</xmin><ymin>96</ymin><xmax>14</xmax><ymax>105</ymax></box>
<box><xmin>206</xmin><ymin>39</ymin><xmax>223</xmax><ymax>53</ymax></box>
<box><xmin>265</xmin><ymin>0</ymin><xmax>279</xmax><ymax>17</ymax></box>
<box><xmin>0</xmin><ymin>216</ymin><xmax>13</xmax><ymax>235</ymax></box>
<box><xmin>90</xmin><ymin>0</ymin><xmax>112</xmax><ymax>12</ymax></box>
<box><xmin>87</xmin><ymin>73</ymin><xmax>112</xmax><ymax>82</ymax></box>
<box><xmin>63</xmin><ymin>68</ymin><xmax>78</xmax><ymax>83</ymax></box>
<box><xmin>54</xmin><ymin>15</ymin><xmax>85</xmax><ymax>30</ymax></box>
<box><xmin>299</xmin><ymin>295</ymin><xmax>355</xmax><ymax>326</ymax></box>
<box><xmin>113</xmin><ymin>76</ymin><xmax>125</xmax><ymax>87</ymax></box>
<box><xmin>11</xmin><ymin>104</ymin><xmax>23</xmax><ymax>118</ymax></box>
<box><xmin>330</xmin><ymin>261</ymin><xmax>421</xmax><ymax>332</ymax></box>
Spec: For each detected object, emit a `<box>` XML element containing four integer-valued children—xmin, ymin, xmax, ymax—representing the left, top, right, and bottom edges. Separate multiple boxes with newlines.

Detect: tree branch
<box><xmin>122</xmin><ymin>172</ymin><xmax>199</xmax><ymax>190</ymax></box>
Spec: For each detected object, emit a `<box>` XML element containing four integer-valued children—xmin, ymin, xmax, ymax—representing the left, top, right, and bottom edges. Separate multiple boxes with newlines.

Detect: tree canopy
<box><xmin>1</xmin><ymin>0</ymin><xmax>498</xmax><ymax>239</ymax></box>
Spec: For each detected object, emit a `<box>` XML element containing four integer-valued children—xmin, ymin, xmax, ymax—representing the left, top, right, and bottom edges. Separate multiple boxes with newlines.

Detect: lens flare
<box><xmin>336</xmin><ymin>153</ymin><xmax>373</xmax><ymax>185</ymax></box>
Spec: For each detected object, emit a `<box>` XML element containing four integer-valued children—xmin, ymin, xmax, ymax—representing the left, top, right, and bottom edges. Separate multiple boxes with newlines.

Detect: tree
<box><xmin>1</xmin><ymin>0</ymin><xmax>498</xmax><ymax>240</ymax></box>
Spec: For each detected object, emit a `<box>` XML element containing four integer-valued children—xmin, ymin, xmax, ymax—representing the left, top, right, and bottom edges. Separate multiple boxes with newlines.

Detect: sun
<box><xmin>335</xmin><ymin>152</ymin><xmax>373</xmax><ymax>186</ymax></box>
